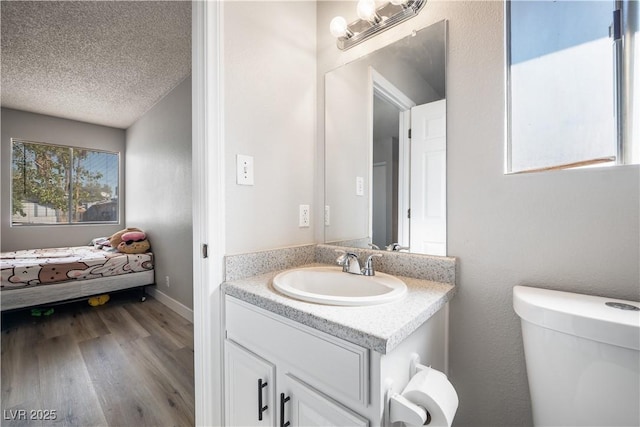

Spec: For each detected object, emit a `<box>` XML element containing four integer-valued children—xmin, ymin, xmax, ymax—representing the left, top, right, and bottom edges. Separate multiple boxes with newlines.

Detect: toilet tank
<box><xmin>513</xmin><ymin>285</ymin><xmax>639</xmax><ymax>427</ymax></box>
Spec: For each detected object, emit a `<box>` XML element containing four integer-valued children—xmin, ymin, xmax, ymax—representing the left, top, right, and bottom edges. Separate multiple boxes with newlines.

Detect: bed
<box><xmin>1</xmin><ymin>246</ymin><xmax>155</xmax><ymax>311</ymax></box>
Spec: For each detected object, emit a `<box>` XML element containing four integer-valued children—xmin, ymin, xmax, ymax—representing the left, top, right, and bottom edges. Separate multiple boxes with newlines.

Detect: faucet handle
<box><xmin>335</xmin><ymin>250</ymin><xmax>359</xmax><ymax>273</ymax></box>
<box><xmin>362</xmin><ymin>253</ymin><xmax>382</xmax><ymax>276</ymax></box>
<box><xmin>334</xmin><ymin>248</ymin><xmax>351</xmax><ymax>260</ymax></box>
<box><xmin>335</xmin><ymin>249</ymin><xmax>347</xmax><ymax>268</ymax></box>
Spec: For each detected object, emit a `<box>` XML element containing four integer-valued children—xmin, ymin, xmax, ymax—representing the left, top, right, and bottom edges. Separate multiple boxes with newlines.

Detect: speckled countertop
<box><xmin>222</xmin><ymin>261</ymin><xmax>456</xmax><ymax>354</ymax></box>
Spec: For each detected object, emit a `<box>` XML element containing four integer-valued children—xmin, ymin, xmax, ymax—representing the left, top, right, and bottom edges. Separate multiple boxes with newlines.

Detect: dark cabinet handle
<box><xmin>258</xmin><ymin>379</ymin><xmax>268</xmax><ymax>421</ymax></box>
<box><xmin>280</xmin><ymin>393</ymin><xmax>290</xmax><ymax>427</ymax></box>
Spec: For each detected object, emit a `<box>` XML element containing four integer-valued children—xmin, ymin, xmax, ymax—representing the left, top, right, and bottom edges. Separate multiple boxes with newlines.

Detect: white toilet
<box><xmin>513</xmin><ymin>285</ymin><xmax>640</xmax><ymax>427</ymax></box>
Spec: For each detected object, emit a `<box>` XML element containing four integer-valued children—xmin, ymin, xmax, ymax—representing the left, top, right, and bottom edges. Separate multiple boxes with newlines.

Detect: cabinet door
<box><xmin>280</xmin><ymin>374</ymin><xmax>368</xmax><ymax>427</ymax></box>
<box><xmin>225</xmin><ymin>340</ymin><xmax>275</xmax><ymax>427</ymax></box>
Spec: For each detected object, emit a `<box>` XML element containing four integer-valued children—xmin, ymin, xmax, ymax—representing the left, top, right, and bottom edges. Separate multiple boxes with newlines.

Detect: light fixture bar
<box><xmin>335</xmin><ymin>0</ymin><xmax>427</xmax><ymax>50</ymax></box>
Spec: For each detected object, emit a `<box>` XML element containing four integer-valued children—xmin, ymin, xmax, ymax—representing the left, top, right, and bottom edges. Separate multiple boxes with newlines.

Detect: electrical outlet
<box><xmin>299</xmin><ymin>204</ymin><xmax>310</xmax><ymax>227</ymax></box>
<box><xmin>325</xmin><ymin>205</ymin><xmax>330</xmax><ymax>226</ymax></box>
<box><xmin>165</xmin><ymin>275</ymin><xmax>170</xmax><ymax>287</ymax></box>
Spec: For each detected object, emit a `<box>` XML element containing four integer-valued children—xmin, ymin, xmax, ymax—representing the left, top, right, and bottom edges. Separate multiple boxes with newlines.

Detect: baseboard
<box><xmin>146</xmin><ymin>287</ymin><xmax>193</xmax><ymax>323</ymax></box>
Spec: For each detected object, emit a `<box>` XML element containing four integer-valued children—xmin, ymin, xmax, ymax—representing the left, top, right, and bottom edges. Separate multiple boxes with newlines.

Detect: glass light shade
<box><xmin>390</xmin><ymin>0</ymin><xmax>409</xmax><ymax>5</ymax></box>
<box><xmin>329</xmin><ymin>16</ymin><xmax>349</xmax><ymax>38</ymax></box>
<box><xmin>357</xmin><ymin>0</ymin><xmax>378</xmax><ymax>22</ymax></box>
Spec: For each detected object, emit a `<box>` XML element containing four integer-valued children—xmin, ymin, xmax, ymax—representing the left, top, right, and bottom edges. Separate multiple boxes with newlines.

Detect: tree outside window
<box><xmin>11</xmin><ymin>139</ymin><xmax>119</xmax><ymax>225</ymax></box>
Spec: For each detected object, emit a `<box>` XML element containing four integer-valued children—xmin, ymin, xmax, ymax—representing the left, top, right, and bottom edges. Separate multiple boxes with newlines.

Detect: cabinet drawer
<box><xmin>225</xmin><ymin>296</ymin><xmax>369</xmax><ymax>406</ymax></box>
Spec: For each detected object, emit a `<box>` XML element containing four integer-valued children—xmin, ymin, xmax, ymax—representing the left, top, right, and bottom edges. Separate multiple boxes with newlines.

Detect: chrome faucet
<box><xmin>386</xmin><ymin>243</ymin><xmax>410</xmax><ymax>252</ymax></box>
<box><xmin>361</xmin><ymin>253</ymin><xmax>382</xmax><ymax>276</ymax></box>
<box><xmin>335</xmin><ymin>250</ymin><xmax>361</xmax><ymax>274</ymax></box>
<box><xmin>335</xmin><ymin>250</ymin><xmax>383</xmax><ymax>276</ymax></box>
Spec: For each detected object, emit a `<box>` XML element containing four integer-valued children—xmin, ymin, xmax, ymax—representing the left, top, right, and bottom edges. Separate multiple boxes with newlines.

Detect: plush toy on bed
<box><xmin>108</xmin><ymin>227</ymin><xmax>151</xmax><ymax>254</ymax></box>
<box><xmin>117</xmin><ymin>231</ymin><xmax>151</xmax><ymax>254</ymax></box>
<box><xmin>108</xmin><ymin>227</ymin><xmax>140</xmax><ymax>248</ymax></box>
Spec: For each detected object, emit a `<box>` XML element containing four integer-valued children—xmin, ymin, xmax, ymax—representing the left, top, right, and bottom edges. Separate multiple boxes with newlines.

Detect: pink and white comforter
<box><xmin>1</xmin><ymin>246</ymin><xmax>154</xmax><ymax>290</ymax></box>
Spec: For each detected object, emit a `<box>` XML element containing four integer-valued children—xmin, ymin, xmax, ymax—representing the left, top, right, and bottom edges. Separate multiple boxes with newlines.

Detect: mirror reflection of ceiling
<box><xmin>392</xmin><ymin>42</ymin><xmax>445</xmax><ymax>98</ymax></box>
<box><xmin>1</xmin><ymin>1</ymin><xmax>191</xmax><ymax>129</ymax></box>
<box><xmin>382</xmin><ymin>27</ymin><xmax>446</xmax><ymax>99</ymax></box>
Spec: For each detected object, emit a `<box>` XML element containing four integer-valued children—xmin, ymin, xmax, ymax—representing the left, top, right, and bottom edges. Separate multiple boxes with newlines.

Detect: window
<box><xmin>11</xmin><ymin>139</ymin><xmax>119</xmax><ymax>225</ymax></box>
<box><xmin>506</xmin><ymin>0</ymin><xmax>639</xmax><ymax>173</ymax></box>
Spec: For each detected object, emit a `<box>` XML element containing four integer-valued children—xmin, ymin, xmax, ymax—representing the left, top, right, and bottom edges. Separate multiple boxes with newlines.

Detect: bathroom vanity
<box><xmin>222</xmin><ymin>245</ymin><xmax>457</xmax><ymax>427</ymax></box>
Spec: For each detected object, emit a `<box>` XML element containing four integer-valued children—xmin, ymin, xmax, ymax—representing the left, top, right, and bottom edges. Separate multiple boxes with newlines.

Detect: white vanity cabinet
<box><xmin>225</xmin><ymin>343</ymin><xmax>367</xmax><ymax>427</ymax></box>
<box><xmin>224</xmin><ymin>295</ymin><xmax>448</xmax><ymax>427</ymax></box>
<box><xmin>224</xmin><ymin>340</ymin><xmax>276</xmax><ymax>426</ymax></box>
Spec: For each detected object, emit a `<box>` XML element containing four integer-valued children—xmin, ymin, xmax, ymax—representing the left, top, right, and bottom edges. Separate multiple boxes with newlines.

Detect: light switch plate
<box><xmin>237</xmin><ymin>154</ymin><xmax>254</xmax><ymax>185</ymax></box>
<box><xmin>356</xmin><ymin>176</ymin><xmax>364</xmax><ymax>196</ymax></box>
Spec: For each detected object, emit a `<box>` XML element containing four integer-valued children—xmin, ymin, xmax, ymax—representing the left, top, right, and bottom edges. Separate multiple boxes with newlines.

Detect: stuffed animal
<box><xmin>108</xmin><ymin>227</ymin><xmax>142</xmax><ymax>248</ymax></box>
<box><xmin>88</xmin><ymin>294</ymin><xmax>110</xmax><ymax>307</ymax></box>
<box><xmin>116</xmin><ymin>230</ymin><xmax>151</xmax><ymax>254</ymax></box>
<box><xmin>108</xmin><ymin>227</ymin><xmax>151</xmax><ymax>254</ymax></box>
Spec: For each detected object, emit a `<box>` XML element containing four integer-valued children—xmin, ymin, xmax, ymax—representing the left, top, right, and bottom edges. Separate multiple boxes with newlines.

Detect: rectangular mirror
<box><xmin>325</xmin><ymin>20</ymin><xmax>447</xmax><ymax>255</ymax></box>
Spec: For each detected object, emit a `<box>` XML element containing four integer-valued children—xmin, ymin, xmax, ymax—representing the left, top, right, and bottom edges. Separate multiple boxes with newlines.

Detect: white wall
<box><xmin>224</xmin><ymin>1</ymin><xmax>317</xmax><ymax>254</ymax></box>
<box><xmin>0</xmin><ymin>108</ymin><xmax>126</xmax><ymax>251</ymax></box>
<box><xmin>324</xmin><ymin>61</ymin><xmax>370</xmax><ymax>243</ymax></box>
<box><xmin>317</xmin><ymin>1</ymin><xmax>640</xmax><ymax>426</ymax></box>
<box><xmin>126</xmin><ymin>76</ymin><xmax>193</xmax><ymax>310</ymax></box>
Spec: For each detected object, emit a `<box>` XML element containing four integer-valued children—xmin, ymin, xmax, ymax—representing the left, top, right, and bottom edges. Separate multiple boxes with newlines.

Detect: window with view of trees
<box><xmin>11</xmin><ymin>139</ymin><xmax>119</xmax><ymax>225</ymax></box>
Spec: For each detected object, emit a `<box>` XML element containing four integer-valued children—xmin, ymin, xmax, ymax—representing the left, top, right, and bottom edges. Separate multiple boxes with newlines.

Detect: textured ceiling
<box><xmin>1</xmin><ymin>1</ymin><xmax>191</xmax><ymax>129</ymax></box>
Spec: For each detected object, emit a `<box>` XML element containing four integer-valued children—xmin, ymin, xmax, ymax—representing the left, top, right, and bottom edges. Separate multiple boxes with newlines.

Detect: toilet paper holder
<box><xmin>387</xmin><ymin>353</ymin><xmax>438</xmax><ymax>426</ymax></box>
<box><xmin>389</xmin><ymin>392</ymin><xmax>431</xmax><ymax>426</ymax></box>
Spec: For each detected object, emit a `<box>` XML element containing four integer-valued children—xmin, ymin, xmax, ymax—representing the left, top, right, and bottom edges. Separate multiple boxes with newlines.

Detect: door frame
<box><xmin>368</xmin><ymin>67</ymin><xmax>415</xmax><ymax>247</ymax></box>
<box><xmin>192</xmin><ymin>1</ymin><xmax>225</xmax><ymax>425</ymax></box>
<box><xmin>371</xmin><ymin>161</ymin><xmax>388</xmax><ymax>249</ymax></box>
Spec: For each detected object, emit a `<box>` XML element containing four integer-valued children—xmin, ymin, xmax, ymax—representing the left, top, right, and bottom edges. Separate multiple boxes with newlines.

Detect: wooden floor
<box><xmin>1</xmin><ymin>291</ymin><xmax>194</xmax><ymax>427</ymax></box>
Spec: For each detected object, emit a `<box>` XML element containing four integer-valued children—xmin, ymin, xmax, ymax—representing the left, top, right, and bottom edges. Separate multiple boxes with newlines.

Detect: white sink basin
<box><xmin>272</xmin><ymin>266</ymin><xmax>407</xmax><ymax>306</ymax></box>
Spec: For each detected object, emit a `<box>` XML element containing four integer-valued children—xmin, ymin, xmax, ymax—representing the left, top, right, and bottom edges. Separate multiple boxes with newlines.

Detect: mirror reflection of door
<box><xmin>409</xmin><ymin>100</ymin><xmax>447</xmax><ymax>256</ymax></box>
<box><xmin>371</xmin><ymin>69</ymin><xmax>415</xmax><ymax>250</ymax></box>
<box><xmin>372</xmin><ymin>90</ymin><xmax>447</xmax><ymax>255</ymax></box>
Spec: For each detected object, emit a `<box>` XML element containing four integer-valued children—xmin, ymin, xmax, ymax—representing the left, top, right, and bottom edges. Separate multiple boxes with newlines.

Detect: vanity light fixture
<box><xmin>357</xmin><ymin>0</ymin><xmax>382</xmax><ymax>24</ymax></box>
<box><xmin>329</xmin><ymin>16</ymin><xmax>354</xmax><ymax>39</ymax></box>
<box><xmin>330</xmin><ymin>0</ymin><xmax>426</xmax><ymax>50</ymax></box>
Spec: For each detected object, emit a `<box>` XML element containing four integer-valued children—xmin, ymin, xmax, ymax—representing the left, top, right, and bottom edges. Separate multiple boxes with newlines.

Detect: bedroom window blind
<box><xmin>11</xmin><ymin>139</ymin><xmax>120</xmax><ymax>226</ymax></box>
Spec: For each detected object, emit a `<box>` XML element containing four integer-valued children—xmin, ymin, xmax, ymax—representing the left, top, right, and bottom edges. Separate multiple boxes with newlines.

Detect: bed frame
<box><xmin>1</xmin><ymin>270</ymin><xmax>155</xmax><ymax>311</ymax></box>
